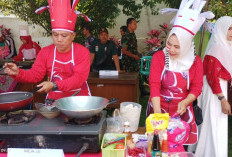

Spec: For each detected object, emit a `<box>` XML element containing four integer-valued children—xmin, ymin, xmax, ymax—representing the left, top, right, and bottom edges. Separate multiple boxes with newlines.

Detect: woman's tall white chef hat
<box><xmin>35</xmin><ymin>0</ymin><xmax>91</xmax><ymax>32</ymax></box>
<box><xmin>160</xmin><ymin>0</ymin><xmax>215</xmax><ymax>37</ymax></box>
<box><xmin>19</xmin><ymin>25</ymin><xmax>30</xmax><ymax>37</ymax></box>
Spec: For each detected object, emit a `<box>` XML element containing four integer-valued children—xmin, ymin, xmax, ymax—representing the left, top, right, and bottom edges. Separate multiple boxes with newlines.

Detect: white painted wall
<box><xmin>0</xmin><ymin>15</ymin><xmax>53</xmax><ymax>53</ymax></box>
<box><xmin>0</xmin><ymin>4</ymin><xmax>173</xmax><ymax>53</ymax></box>
<box><xmin>109</xmin><ymin>4</ymin><xmax>174</xmax><ymax>53</ymax></box>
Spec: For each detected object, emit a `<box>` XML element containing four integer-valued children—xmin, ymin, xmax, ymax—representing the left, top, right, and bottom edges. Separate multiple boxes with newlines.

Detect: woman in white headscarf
<box><xmin>147</xmin><ymin>25</ymin><xmax>204</xmax><ymax>150</ymax></box>
<box><xmin>195</xmin><ymin>16</ymin><xmax>232</xmax><ymax>157</ymax></box>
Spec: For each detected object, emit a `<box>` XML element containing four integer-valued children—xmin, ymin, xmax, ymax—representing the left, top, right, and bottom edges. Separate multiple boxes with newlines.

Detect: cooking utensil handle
<box><xmin>76</xmin><ymin>143</ymin><xmax>89</xmax><ymax>157</ymax></box>
<box><xmin>109</xmin><ymin>98</ymin><xmax>118</xmax><ymax>104</ymax></box>
<box><xmin>0</xmin><ymin>140</ymin><xmax>5</xmax><ymax>145</ymax></box>
<box><xmin>29</xmin><ymin>86</ymin><xmax>42</xmax><ymax>93</ymax></box>
<box><xmin>72</xmin><ymin>89</ymin><xmax>81</xmax><ymax>96</ymax></box>
<box><xmin>105</xmin><ymin>98</ymin><xmax>118</xmax><ymax>107</ymax></box>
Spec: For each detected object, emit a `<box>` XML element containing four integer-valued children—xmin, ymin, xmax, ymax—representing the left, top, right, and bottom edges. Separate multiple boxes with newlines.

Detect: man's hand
<box><xmin>221</xmin><ymin>98</ymin><xmax>232</xmax><ymax>115</ymax></box>
<box><xmin>37</xmin><ymin>81</ymin><xmax>54</xmax><ymax>93</ymax></box>
<box><xmin>3</xmin><ymin>62</ymin><xmax>19</xmax><ymax>76</ymax></box>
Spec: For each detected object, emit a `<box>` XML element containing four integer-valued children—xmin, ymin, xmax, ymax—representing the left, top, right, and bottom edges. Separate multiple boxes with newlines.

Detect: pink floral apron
<box><xmin>0</xmin><ymin>42</ymin><xmax>10</xmax><ymax>59</ymax></box>
<box><xmin>147</xmin><ymin>68</ymin><xmax>197</xmax><ymax>144</ymax></box>
<box><xmin>46</xmin><ymin>43</ymin><xmax>90</xmax><ymax>100</ymax></box>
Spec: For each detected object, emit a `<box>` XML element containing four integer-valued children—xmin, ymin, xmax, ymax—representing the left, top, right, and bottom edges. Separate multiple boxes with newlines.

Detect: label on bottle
<box><xmin>152</xmin><ymin>150</ymin><xmax>161</xmax><ymax>157</ymax></box>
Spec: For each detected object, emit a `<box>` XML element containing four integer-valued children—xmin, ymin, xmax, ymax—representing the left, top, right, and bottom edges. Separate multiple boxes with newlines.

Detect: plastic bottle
<box><xmin>147</xmin><ymin>133</ymin><xmax>153</xmax><ymax>155</ymax></box>
<box><xmin>123</xmin><ymin>121</ymin><xmax>130</xmax><ymax>133</ymax></box>
<box><xmin>152</xmin><ymin>132</ymin><xmax>161</xmax><ymax>157</ymax></box>
<box><xmin>161</xmin><ymin>133</ymin><xmax>168</xmax><ymax>157</ymax></box>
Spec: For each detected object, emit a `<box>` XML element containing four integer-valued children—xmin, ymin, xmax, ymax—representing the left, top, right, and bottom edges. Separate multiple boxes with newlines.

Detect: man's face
<box><xmin>128</xmin><ymin>20</ymin><xmax>137</xmax><ymax>31</ymax></box>
<box><xmin>120</xmin><ymin>29</ymin><xmax>125</xmax><ymax>36</ymax></box>
<box><xmin>83</xmin><ymin>28</ymin><xmax>88</xmax><ymax>36</ymax></box>
<box><xmin>99</xmin><ymin>32</ymin><xmax>108</xmax><ymax>44</ymax></box>
<box><xmin>52</xmin><ymin>30</ymin><xmax>75</xmax><ymax>53</ymax></box>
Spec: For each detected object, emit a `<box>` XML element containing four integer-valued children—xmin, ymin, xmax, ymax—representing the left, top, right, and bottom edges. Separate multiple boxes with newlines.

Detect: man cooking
<box><xmin>3</xmin><ymin>0</ymin><xmax>91</xmax><ymax>101</ymax></box>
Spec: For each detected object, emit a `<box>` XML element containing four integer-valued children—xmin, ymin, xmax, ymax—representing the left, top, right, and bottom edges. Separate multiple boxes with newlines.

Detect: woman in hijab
<box><xmin>13</xmin><ymin>35</ymin><xmax>41</xmax><ymax>61</ymax></box>
<box><xmin>195</xmin><ymin>16</ymin><xmax>232</xmax><ymax>157</ymax></box>
<box><xmin>147</xmin><ymin>26</ymin><xmax>203</xmax><ymax>147</ymax></box>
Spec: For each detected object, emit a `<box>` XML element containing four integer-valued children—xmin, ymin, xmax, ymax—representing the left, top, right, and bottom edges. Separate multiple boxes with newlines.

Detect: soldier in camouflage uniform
<box><xmin>121</xmin><ymin>18</ymin><xmax>140</xmax><ymax>72</ymax></box>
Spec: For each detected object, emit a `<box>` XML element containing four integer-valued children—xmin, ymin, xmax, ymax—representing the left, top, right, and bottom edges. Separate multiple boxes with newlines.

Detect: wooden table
<box><xmin>88</xmin><ymin>72</ymin><xmax>139</xmax><ymax>108</ymax></box>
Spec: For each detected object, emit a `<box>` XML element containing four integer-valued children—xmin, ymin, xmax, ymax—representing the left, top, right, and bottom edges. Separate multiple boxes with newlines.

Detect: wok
<box><xmin>55</xmin><ymin>96</ymin><xmax>117</xmax><ymax>119</ymax></box>
<box><xmin>0</xmin><ymin>87</ymin><xmax>41</xmax><ymax>112</ymax></box>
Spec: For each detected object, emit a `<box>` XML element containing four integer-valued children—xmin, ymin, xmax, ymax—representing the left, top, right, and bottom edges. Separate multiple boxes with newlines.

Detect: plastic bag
<box><xmin>146</xmin><ymin>113</ymin><xmax>169</xmax><ymax>133</ymax></box>
<box><xmin>106</xmin><ymin>109</ymin><xmax>123</xmax><ymax>133</ymax></box>
<box><xmin>167</xmin><ymin>114</ymin><xmax>190</xmax><ymax>152</ymax></box>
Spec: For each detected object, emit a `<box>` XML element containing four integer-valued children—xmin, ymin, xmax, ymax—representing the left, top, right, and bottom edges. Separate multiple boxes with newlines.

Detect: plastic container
<box><xmin>35</xmin><ymin>103</ymin><xmax>60</xmax><ymax>119</ymax></box>
<box><xmin>120</xmin><ymin>102</ymin><xmax>142</xmax><ymax>132</ymax></box>
<box><xmin>101</xmin><ymin>133</ymin><xmax>127</xmax><ymax>157</ymax></box>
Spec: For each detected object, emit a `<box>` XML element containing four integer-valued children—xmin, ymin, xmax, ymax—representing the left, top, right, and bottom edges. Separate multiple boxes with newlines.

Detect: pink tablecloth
<box><xmin>0</xmin><ymin>152</ymin><xmax>102</xmax><ymax>157</ymax></box>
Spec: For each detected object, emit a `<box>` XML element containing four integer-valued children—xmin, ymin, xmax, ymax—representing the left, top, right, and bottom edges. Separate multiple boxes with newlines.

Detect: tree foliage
<box><xmin>0</xmin><ymin>0</ymin><xmax>144</xmax><ymax>43</ymax></box>
<box><xmin>0</xmin><ymin>0</ymin><xmax>231</xmax><ymax>43</ymax></box>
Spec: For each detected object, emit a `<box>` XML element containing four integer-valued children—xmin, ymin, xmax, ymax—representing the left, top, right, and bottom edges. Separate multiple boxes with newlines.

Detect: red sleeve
<box><xmin>33</xmin><ymin>42</ymin><xmax>41</xmax><ymax>55</ymax></box>
<box><xmin>55</xmin><ymin>44</ymin><xmax>90</xmax><ymax>92</ymax></box>
<box><xmin>15</xmin><ymin>46</ymin><xmax>49</xmax><ymax>83</ymax></box>
<box><xmin>13</xmin><ymin>45</ymin><xmax>24</xmax><ymax>61</ymax></box>
<box><xmin>203</xmin><ymin>55</ymin><xmax>225</xmax><ymax>94</ymax></box>
<box><xmin>149</xmin><ymin>51</ymin><xmax>165</xmax><ymax>98</ymax></box>
<box><xmin>189</xmin><ymin>56</ymin><xmax>203</xmax><ymax>98</ymax></box>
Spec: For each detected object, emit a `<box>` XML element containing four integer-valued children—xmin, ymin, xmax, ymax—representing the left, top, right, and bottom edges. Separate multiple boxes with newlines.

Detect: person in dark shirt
<box><xmin>90</xmin><ymin>28</ymin><xmax>121</xmax><ymax>72</ymax></box>
<box><xmin>83</xmin><ymin>24</ymin><xmax>95</xmax><ymax>50</ymax></box>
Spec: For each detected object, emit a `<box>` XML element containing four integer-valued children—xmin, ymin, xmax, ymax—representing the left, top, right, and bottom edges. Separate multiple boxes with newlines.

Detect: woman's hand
<box><xmin>153</xmin><ymin>105</ymin><xmax>162</xmax><ymax>113</ymax></box>
<box><xmin>151</xmin><ymin>97</ymin><xmax>161</xmax><ymax>113</ymax></box>
<box><xmin>177</xmin><ymin>100</ymin><xmax>188</xmax><ymax>115</ymax></box>
<box><xmin>221</xmin><ymin>98</ymin><xmax>231</xmax><ymax>115</ymax></box>
<box><xmin>177</xmin><ymin>94</ymin><xmax>196</xmax><ymax>115</ymax></box>
<box><xmin>3</xmin><ymin>62</ymin><xmax>19</xmax><ymax>76</ymax></box>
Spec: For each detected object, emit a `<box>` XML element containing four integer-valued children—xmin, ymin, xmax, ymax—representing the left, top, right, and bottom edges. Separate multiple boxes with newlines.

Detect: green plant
<box><xmin>145</xmin><ymin>23</ymin><xmax>170</xmax><ymax>55</ymax></box>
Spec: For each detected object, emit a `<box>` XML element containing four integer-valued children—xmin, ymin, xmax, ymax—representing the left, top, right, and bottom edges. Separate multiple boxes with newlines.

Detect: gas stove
<box><xmin>0</xmin><ymin>110</ymin><xmax>106</xmax><ymax>153</ymax></box>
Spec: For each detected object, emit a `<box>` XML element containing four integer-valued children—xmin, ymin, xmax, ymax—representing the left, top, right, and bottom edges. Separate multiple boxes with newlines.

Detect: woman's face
<box><xmin>20</xmin><ymin>38</ymin><xmax>27</xmax><ymax>44</ymax></box>
<box><xmin>166</xmin><ymin>34</ymin><xmax>181</xmax><ymax>59</ymax></box>
<box><xmin>227</xmin><ymin>24</ymin><xmax>232</xmax><ymax>41</ymax></box>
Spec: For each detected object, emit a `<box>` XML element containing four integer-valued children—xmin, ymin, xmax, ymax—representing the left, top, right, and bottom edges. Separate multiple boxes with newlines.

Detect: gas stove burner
<box><xmin>0</xmin><ymin>110</ymin><xmax>36</xmax><ymax>125</ymax></box>
<box><xmin>64</xmin><ymin>113</ymin><xmax>102</xmax><ymax>126</ymax></box>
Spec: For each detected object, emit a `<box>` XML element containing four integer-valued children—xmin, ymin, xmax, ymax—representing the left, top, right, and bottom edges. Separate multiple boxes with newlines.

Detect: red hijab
<box><xmin>20</xmin><ymin>36</ymin><xmax>33</xmax><ymax>49</ymax></box>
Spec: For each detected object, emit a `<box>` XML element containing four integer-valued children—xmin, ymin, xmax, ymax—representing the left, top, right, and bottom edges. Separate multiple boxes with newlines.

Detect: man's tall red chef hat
<box><xmin>35</xmin><ymin>0</ymin><xmax>91</xmax><ymax>32</ymax></box>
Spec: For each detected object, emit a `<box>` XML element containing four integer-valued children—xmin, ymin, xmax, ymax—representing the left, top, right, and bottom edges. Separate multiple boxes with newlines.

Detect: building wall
<box><xmin>0</xmin><ymin>4</ymin><xmax>173</xmax><ymax>53</ymax></box>
<box><xmin>108</xmin><ymin>4</ymin><xmax>174</xmax><ymax>53</ymax></box>
<box><xmin>0</xmin><ymin>16</ymin><xmax>53</xmax><ymax>53</ymax></box>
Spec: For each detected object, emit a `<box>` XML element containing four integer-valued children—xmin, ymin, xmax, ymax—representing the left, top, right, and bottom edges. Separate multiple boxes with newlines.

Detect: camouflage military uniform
<box><xmin>121</xmin><ymin>30</ymin><xmax>139</xmax><ymax>72</ymax></box>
